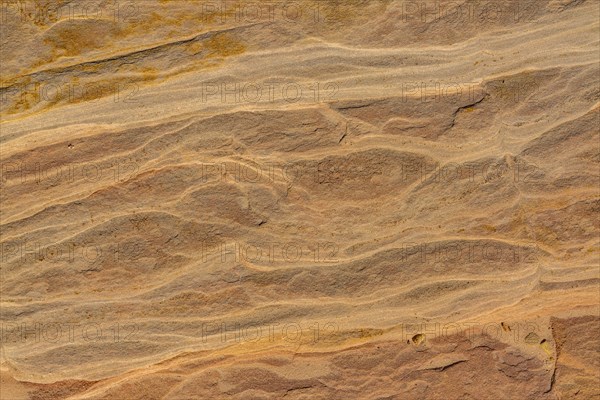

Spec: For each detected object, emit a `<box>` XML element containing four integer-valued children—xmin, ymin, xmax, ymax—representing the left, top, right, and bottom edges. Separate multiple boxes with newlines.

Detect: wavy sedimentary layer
<box><xmin>1</xmin><ymin>0</ymin><xmax>599</xmax><ymax>399</ymax></box>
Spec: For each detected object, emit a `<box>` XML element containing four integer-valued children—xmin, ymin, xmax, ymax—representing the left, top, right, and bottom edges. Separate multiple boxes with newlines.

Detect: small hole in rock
<box><xmin>412</xmin><ymin>334</ymin><xmax>425</xmax><ymax>346</ymax></box>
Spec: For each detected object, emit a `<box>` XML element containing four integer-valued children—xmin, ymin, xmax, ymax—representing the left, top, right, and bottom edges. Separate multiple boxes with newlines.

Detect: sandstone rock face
<box><xmin>1</xmin><ymin>1</ymin><xmax>599</xmax><ymax>399</ymax></box>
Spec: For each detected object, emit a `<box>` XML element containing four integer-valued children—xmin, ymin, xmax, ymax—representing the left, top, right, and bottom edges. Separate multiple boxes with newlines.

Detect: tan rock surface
<box><xmin>1</xmin><ymin>1</ymin><xmax>599</xmax><ymax>399</ymax></box>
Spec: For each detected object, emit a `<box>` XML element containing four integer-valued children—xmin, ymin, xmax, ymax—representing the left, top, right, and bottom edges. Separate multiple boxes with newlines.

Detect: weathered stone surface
<box><xmin>1</xmin><ymin>1</ymin><xmax>598</xmax><ymax>399</ymax></box>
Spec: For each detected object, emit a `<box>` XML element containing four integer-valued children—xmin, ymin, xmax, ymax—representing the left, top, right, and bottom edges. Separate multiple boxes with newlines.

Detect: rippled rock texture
<box><xmin>1</xmin><ymin>0</ymin><xmax>599</xmax><ymax>399</ymax></box>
